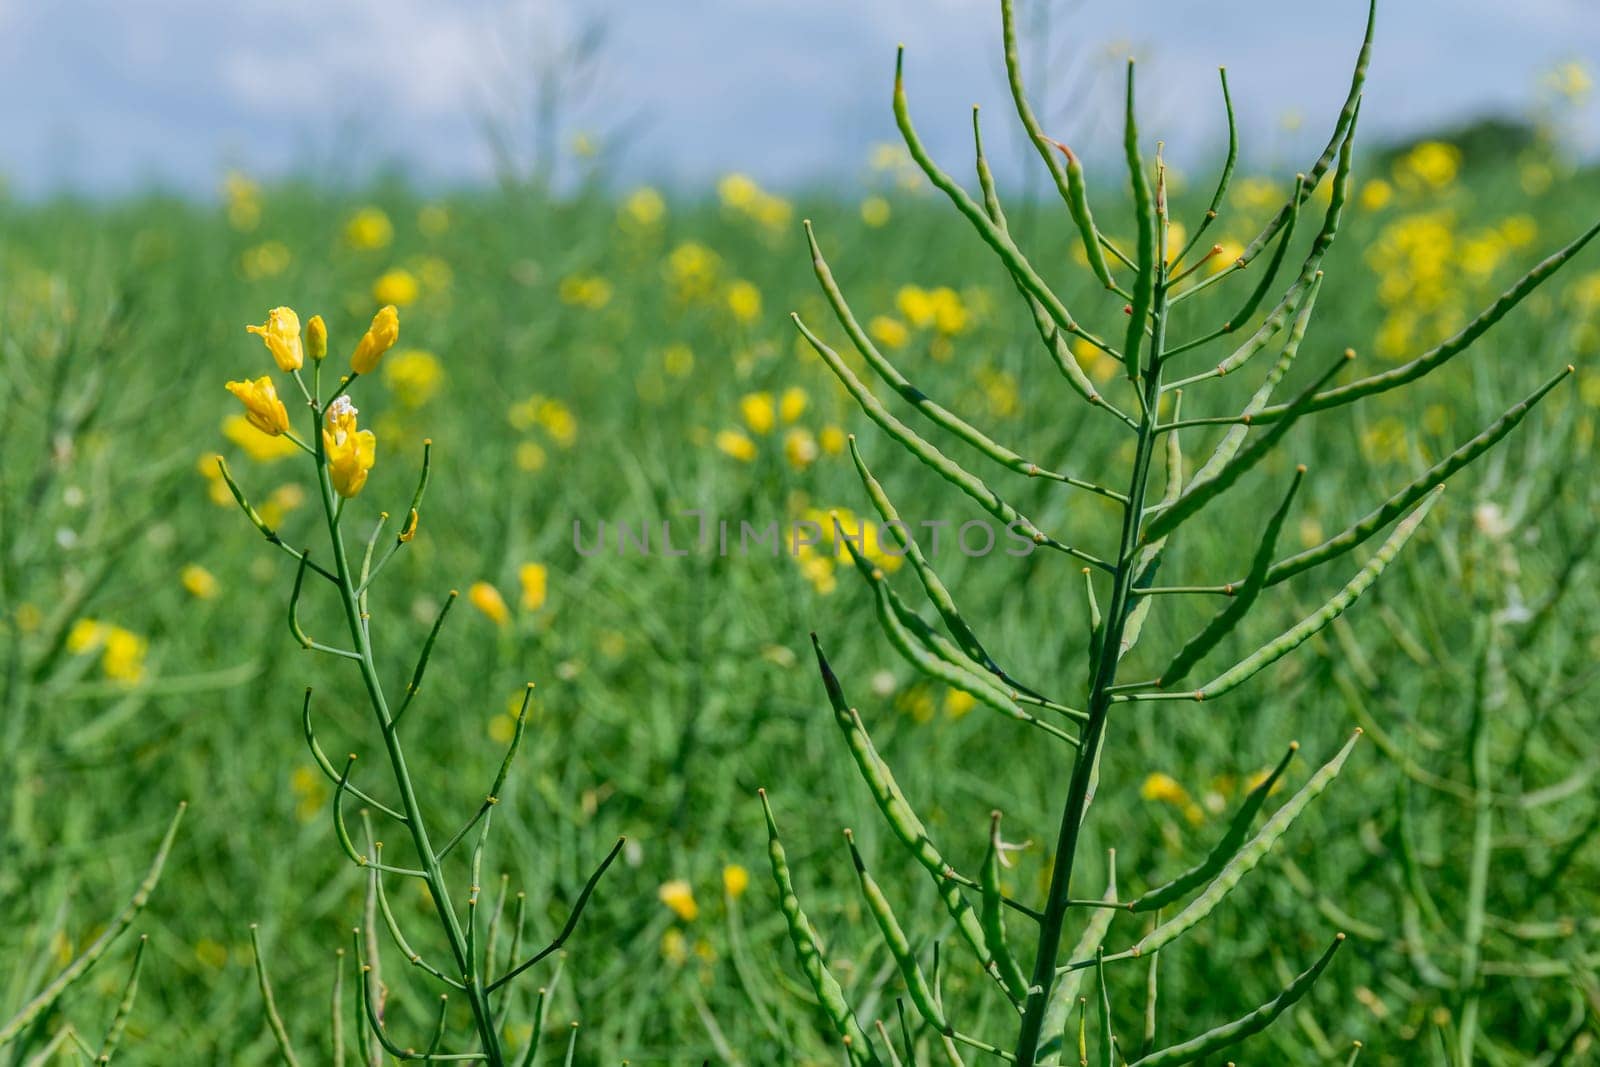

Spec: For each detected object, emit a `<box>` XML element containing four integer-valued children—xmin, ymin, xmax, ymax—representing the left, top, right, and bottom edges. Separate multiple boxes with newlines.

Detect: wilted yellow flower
<box><xmin>722</xmin><ymin>864</ymin><xmax>750</xmax><ymax>899</ymax></box>
<box><xmin>1359</xmin><ymin>179</ymin><xmax>1393</xmax><ymax>212</ymax></box>
<box><xmin>783</xmin><ymin>427</ymin><xmax>818</xmax><ymax>470</ymax></box>
<box><xmin>345</xmin><ymin>207</ymin><xmax>393</xmax><ymax>250</ymax></box>
<box><xmin>383</xmin><ymin>348</ymin><xmax>444</xmax><ymax>408</ymax></box>
<box><xmin>352</xmin><ymin>305</ymin><xmax>400</xmax><ymax>375</ymax></box>
<box><xmin>322</xmin><ymin>397</ymin><xmax>376</xmax><ymax>498</ymax></box>
<box><xmin>468</xmin><ymin>581</ymin><xmax>510</xmax><ymax>626</ymax></box>
<box><xmin>622</xmin><ymin>187</ymin><xmax>666</xmax><ymax>228</ymax></box>
<box><xmin>225</xmin><ymin>377</ymin><xmax>291</xmax><ymax>437</ymax></box>
<box><xmin>819</xmin><ymin>425</ymin><xmax>847</xmax><ymax>455</ymax></box>
<box><xmin>181</xmin><ymin>564</ymin><xmax>219</xmax><ymax>599</ymax></box>
<box><xmin>305</xmin><ymin>315</ymin><xmax>327</xmax><ymax>361</ymax></box>
<box><xmin>740</xmin><ymin>392</ymin><xmax>776</xmax><ymax>435</ymax></box>
<box><xmin>860</xmin><ymin>196</ymin><xmax>891</xmax><ymax>228</ymax></box>
<box><xmin>715</xmin><ymin>429</ymin><xmax>757</xmax><ymax>462</ymax></box>
<box><xmin>869</xmin><ymin>316</ymin><xmax>909</xmax><ymax>349</ymax></box>
<box><xmin>658</xmin><ymin>879</ymin><xmax>699</xmax><ymax>922</ymax></box>
<box><xmin>246</xmin><ymin>306</ymin><xmax>304</xmax><ymax>371</ymax></box>
<box><xmin>726</xmin><ymin>280</ymin><xmax>762</xmax><ymax>323</ymax></box>
<box><xmin>519</xmin><ymin>563</ymin><xmax>548</xmax><ymax>612</ymax></box>
<box><xmin>373</xmin><ymin>269</ymin><xmax>420</xmax><ymax>307</ymax></box>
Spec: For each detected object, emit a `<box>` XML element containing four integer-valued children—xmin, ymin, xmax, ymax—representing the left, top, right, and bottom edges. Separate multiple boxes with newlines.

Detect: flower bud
<box><xmin>306</xmin><ymin>315</ymin><xmax>328</xmax><ymax>361</ymax></box>
<box><xmin>351</xmin><ymin>305</ymin><xmax>399</xmax><ymax>375</ymax></box>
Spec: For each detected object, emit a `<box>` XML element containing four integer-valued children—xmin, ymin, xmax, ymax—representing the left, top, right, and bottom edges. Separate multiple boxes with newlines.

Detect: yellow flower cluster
<box><xmin>240</xmin><ymin>240</ymin><xmax>291</xmax><ymax>281</ymax></box>
<box><xmin>665</xmin><ymin>241</ymin><xmax>721</xmax><ymax>301</ymax></box>
<box><xmin>1366</xmin><ymin>212</ymin><xmax>1537</xmax><ymax>359</ymax></box>
<box><xmin>508</xmin><ymin>394</ymin><xmax>578</xmax><ymax>448</ymax></box>
<box><xmin>895</xmin><ymin>284</ymin><xmax>968</xmax><ymax>336</ymax></box>
<box><xmin>1394</xmin><ymin>141</ymin><xmax>1460</xmax><ymax>192</ymax></box>
<box><xmin>790</xmin><ymin>505</ymin><xmax>904</xmax><ymax>597</ymax></box>
<box><xmin>619</xmin><ymin>187</ymin><xmax>666</xmax><ymax>231</ymax></box>
<box><xmin>67</xmin><ymin>619</ymin><xmax>148</xmax><ymax>683</ymax></box>
<box><xmin>717</xmin><ymin>173</ymin><xmax>793</xmax><ymax>236</ymax></box>
<box><xmin>715</xmin><ymin>387</ymin><xmax>845</xmax><ymax>471</ymax></box>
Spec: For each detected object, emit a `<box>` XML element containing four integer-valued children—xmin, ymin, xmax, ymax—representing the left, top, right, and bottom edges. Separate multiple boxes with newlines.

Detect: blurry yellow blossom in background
<box><xmin>559</xmin><ymin>274</ymin><xmax>613</xmax><ymax>310</ymax></box>
<box><xmin>740</xmin><ymin>392</ymin><xmax>776</xmax><ymax>435</ymax></box>
<box><xmin>418</xmin><ymin>203</ymin><xmax>450</xmax><ymax>236</ymax></box>
<box><xmin>722</xmin><ymin>864</ymin><xmax>749</xmax><ymax>899</ymax></box>
<box><xmin>726</xmin><ymin>280</ymin><xmax>762</xmax><ymax>323</ymax></box>
<box><xmin>519</xmin><ymin>563</ymin><xmax>548</xmax><ymax>612</ymax></box>
<box><xmin>819</xmin><ymin>425</ymin><xmax>847</xmax><ymax>455</ymax></box>
<box><xmin>469</xmin><ymin>582</ymin><xmax>510</xmax><ymax>626</ymax></box>
<box><xmin>869</xmin><ymin>315</ymin><xmax>909</xmax><ymax>349</ymax></box>
<box><xmin>223</xmin><ymin>172</ymin><xmax>260</xmax><ymax>231</ymax></box>
<box><xmin>665</xmin><ymin>242</ymin><xmax>721</xmax><ymax>300</ymax></box>
<box><xmin>658</xmin><ymin>880</ymin><xmax>698</xmax><ymax>922</ymax></box>
<box><xmin>67</xmin><ymin>619</ymin><xmax>148</xmax><ymax>683</ymax></box>
<box><xmin>860</xmin><ymin>196</ymin><xmax>891</xmax><ymax>228</ymax></box>
<box><xmin>779</xmin><ymin>387</ymin><xmax>807</xmax><ymax>423</ymax></box>
<box><xmin>373</xmin><ymin>268</ymin><xmax>420</xmax><ymax>307</ymax></box>
<box><xmin>621</xmin><ymin>187</ymin><xmax>666</xmax><ymax>229</ymax></box>
<box><xmin>1395</xmin><ymin>141</ymin><xmax>1461</xmax><ymax>191</ymax></box>
<box><xmin>240</xmin><ymin>240</ymin><xmax>291</xmax><ymax>280</ymax></box>
<box><xmin>382</xmin><ymin>349</ymin><xmax>444</xmax><ymax>409</ymax></box>
<box><xmin>344</xmin><ymin>207</ymin><xmax>394</xmax><ymax>250</ymax></box>
<box><xmin>1359</xmin><ymin>179</ymin><xmax>1393</xmax><ymax>212</ymax></box>
<box><xmin>663</xmin><ymin>344</ymin><xmax>695</xmax><ymax>378</ymax></box>
<box><xmin>784</xmin><ymin>427</ymin><xmax>819</xmax><ymax>470</ymax></box>
<box><xmin>181</xmin><ymin>564</ymin><xmax>220</xmax><ymax>600</ymax></box>
<box><xmin>716</xmin><ymin>429</ymin><xmax>758</xmax><ymax>462</ymax></box>
<box><xmin>222</xmin><ymin>413</ymin><xmax>297</xmax><ymax>461</ymax></box>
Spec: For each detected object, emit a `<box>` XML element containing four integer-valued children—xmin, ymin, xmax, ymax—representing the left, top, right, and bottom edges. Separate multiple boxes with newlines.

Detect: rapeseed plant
<box><xmin>763</xmin><ymin>1</ymin><xmax>1598</xmax><ymax>1063</ymax></box>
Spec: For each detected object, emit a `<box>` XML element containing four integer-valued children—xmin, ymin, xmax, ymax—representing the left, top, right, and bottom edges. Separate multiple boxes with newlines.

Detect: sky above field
<box><xmin>0</xmin><ymin>0</ymin><xmax>1594</xmax><ymax>198</ymax></box>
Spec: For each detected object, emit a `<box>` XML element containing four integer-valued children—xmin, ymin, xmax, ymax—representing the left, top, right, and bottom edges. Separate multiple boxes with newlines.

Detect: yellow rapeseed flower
<box><xmin>352</xmin><ymin>305</ymin><xmax>400</xmax><ymax>375</ymax></box>
<box><xmin>246</xmin><ymin>306</ymin><xmax>304</xmax><ymax>371</ymax></box>
<box><xmin>222</xmin><ymin>413</ymin><xmax>297</xmax><ymax>461</ymax></box>
<box><xmin>373</xmin><ymin>269</ymin><xmax>420</xmax><ymax>307</ymax></box>
<box><xmin>860</xmin><ymin>196</ymin><xmax>891</xmax><ymax>228</ymax></box>
<box><xmin>819</xmin><ymin>425</ymin><xmax>847</xmax><ymax>455</ymax></box>
<box><xmin>740</xmin><ymin>392</ymin><xmax>776</xmax><ymax>435</ymax></box>
<box><xmin>1359</xmin><ymin>179</ymin><xmax>1393</xmax><ymax>212</ymax></box>
<box><xmin>726</xmin><ymin>280</ymin><xmax>763</xmax><ymax>323</ymax></box>
<box><xmin>225</xmin><ymin>377</ymin><xmax>291</xmax><ymax>437</ymax></box>
<box><xmin>344</xmin><ymin>207</ymin><xmax>393</xmax><ymax>250</ymax></box>
<box><xmin>622</xmin><ymin>187</ymin><xmax>666</xmax><ymax>228</ymax></box>
<box><xmin>658</xmin><ymin>879</ymin><xmax>699</xmax><ymax>922</ymax></box>
<box><xmin>1396</xmin><ymin>141</ymin><xmax>1461</xmax><ymax>190</ymax></box>
<box><xmin>305</xmin><ymin>314</ymin><xmax>327</xmax><ymax>361</ymax></box>
<box><xmin>322</xmin><ymin>398</ymin><xmax>377</xmax><ymax>498</ymax></box>
<box><xmin>519</xmin><ymin>563</ymin><xmax>548</xmax><ymax>612</ymax></box>
<box><xmin>717</xmin><ymin>174</ymin><xmax>759</xmax><ymax>210</ymax></box>
<box><xmin>240</xmin><ymin>240</ymin><xmax>291</xmax><ymax>280</ymax></box>
<box><xmin>944</xmin><ymin>688</ymin><xmax>976</xmax><ymax>718</ymax></box>
<box><xmin>559</xmin><ymin>274</ymin><xmax>614</xmax><ymax>309</ymax></box>
<box><xmin>181</xmin><ymin>564</ymin><xmax>219</xmax><ymax>599</ymax></box>
<box><xmin>383</xmin><ymin>348</ymin><xmax>444</xmax><ymax>408</ymax></box>
<box><xmin>784</xmin><ymin>427</ymin><xmax>818</xmax><ymax>470</ymax></box>
<box><xmin>715</xmin><ymin>429</ymin><xmax>757</xmax><ymax>462</ymax></box>
<box><xmin>722</xmin><ymin>864</ymin><xmax>750</xmax><ymax>899</ymax></box>
<box><xmin>468</xmin><ymin>581</ymin><xmax>511</xmax><ymax>626</ymax></box>
<box><xmin>779</xmin><ymin>386</ymin><xmax>808</xmax><ymax>423</ymax></box>
<box><xmin>869</xmin><ymin>315</ymin><xmax>909</xmax><ymax>349</ymax></box>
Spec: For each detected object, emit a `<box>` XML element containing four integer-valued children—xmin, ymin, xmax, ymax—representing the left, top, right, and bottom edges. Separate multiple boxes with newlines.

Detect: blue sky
<box><xmin>0</xmin><ymin>0</ymin><xmax>1593</xmax><ymax>198</ymax></box>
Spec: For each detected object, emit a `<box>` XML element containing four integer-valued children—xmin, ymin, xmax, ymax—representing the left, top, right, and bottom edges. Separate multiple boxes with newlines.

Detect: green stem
<box><xmin>1015</xmin><ymin>267</ymin><xmax>1170</xmax><ymax>1067</ymax></box>
<box><xmin>310</xmin><ymin>404</ymin><xmax>505</xmax><ymax>1066</ymax></box>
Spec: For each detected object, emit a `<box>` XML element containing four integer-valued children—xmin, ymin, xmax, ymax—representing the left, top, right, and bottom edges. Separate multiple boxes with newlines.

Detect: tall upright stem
<box><xmin>1015</xmin><ymin>277</ymin><xmax>1169</xmax><ymax>1065</ymax></box>
<box><xmin>310</xmin><ymin>395</ymin><xmax>505</xmax><ymax>1066</ymax></box>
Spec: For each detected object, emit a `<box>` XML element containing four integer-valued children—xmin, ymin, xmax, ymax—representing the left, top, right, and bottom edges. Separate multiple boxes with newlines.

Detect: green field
<box><xmin>3</xmin><ymin>86</ymin><xmax>1599</xmax><ymax>1066</ymax></box>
